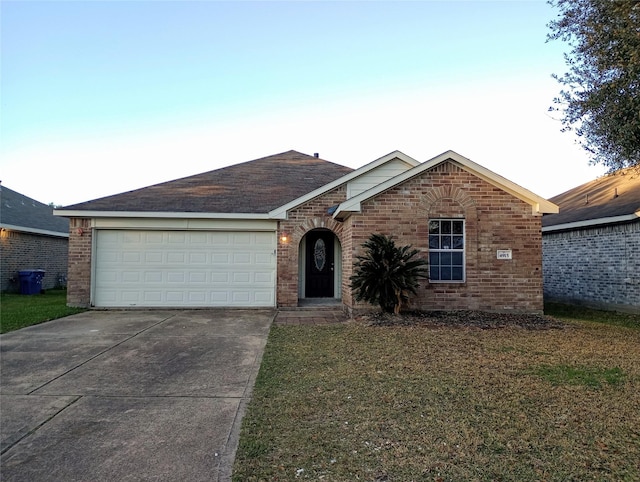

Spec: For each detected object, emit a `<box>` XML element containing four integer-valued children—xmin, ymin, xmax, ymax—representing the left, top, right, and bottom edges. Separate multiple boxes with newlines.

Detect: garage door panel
<box><xmin>189</xmin><ymin>272</ymin><xmax>207</xmax><ymax>283</ymax></box>
<box><xmin>189</xmin><ymin>252</ymin><xmax>207</xmax><ymax>264</ymax></box>
<box><xmin>255</xmin><ymin>271</ymin><xmax>274</xmax><ymax>284</ymax></box>
<box><xmin>95</xmin><ymin>230</ymin><xmax>276</xmax><ymax>307</ymax></box>
<box><xmin>143</xmin><ymin>291</ymin><xmax>162</xmax><ymax>302</ymax></box>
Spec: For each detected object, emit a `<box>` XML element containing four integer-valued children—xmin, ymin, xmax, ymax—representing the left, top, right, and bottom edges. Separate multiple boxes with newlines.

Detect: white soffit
<box><xmin>333</xmin><ymin>150</ymin><xmax>559</xmax><ymax>219</ymax></box>
<box><xmin>542</xmin><ymin>211</ymin><xmax>640</xmax><ymax>232</ymax></box>
<box><xmin>0</xmin><ymin>223</ymin><xmax>69</xmax><ymax>238</ymax></box>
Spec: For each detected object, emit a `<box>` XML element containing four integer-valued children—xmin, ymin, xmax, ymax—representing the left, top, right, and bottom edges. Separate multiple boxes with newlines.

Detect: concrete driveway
<box><xmin>0</xmin><ymin>309</ymin><xmax>275</xmax><ymax>482</ymax></box>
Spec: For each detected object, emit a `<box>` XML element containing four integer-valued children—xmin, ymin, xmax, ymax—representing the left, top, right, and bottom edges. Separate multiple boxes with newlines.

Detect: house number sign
<box><xmin>496</xmin><ymin>249</ymin><xmax>512</xmax><ymax>260</ymax></box>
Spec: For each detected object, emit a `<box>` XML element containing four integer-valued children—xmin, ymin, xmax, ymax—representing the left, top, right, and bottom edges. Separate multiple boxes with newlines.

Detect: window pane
<box><xmin>441</xmin><ymin>252</ymin><xmax>451</xmax><ymax>265</ymax></box>
<box><xmin>452</xmin><ymin>252</ymin><xmax>463</xmax><ymax>265</ymax></box>
<box><xmin>429</xmin><ymin>252</ymin><xmax>440</xmax><ymax>265</ymax></box>
<box><xmin>428</xmin><ymin>218</ymin><xmax>465</xmax><ymax>283</ymax></box>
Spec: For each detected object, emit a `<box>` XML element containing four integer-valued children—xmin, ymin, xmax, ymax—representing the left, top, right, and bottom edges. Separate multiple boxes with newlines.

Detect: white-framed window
<box><xmin>428</xmin><ymin>219</ymin><xmax>465</xmax><ymax>282</ymax></box>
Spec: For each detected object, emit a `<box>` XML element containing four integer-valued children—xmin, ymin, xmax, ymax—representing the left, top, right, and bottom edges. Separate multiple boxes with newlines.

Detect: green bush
<box><xmin>350</xmin><ymin>233</ymin><xmax>428</xmax><ymax>314</ymax></box>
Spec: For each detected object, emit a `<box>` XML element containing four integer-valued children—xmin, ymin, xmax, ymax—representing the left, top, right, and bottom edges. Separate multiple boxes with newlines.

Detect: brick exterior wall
<box><xmin>66</xmin><ymin>218</ymin><xmax>92</xmax><ymax>307</ymax></box>
<box><xmin>0</xmin><ymin>230</ymin><xmax>68</xmax><ymax>292</ymax></box>
<box><xmin>277</xmin><ymin>161</ymin><xmax>544</xmax><ymax>313</ymax></box>
<box><xmin>543</xmin><ymin>220</ymin><xmax>640</xmax><ymax>313</ymax></box>
<box><xmin>277</xmin><ymin>186</ymin><xmax>348</xmax><ymax>307</ymax></box>
<box><xmin>345</xmin><ymin>162</ymin><xmax>544</xmax><ymax>314</ymax></box>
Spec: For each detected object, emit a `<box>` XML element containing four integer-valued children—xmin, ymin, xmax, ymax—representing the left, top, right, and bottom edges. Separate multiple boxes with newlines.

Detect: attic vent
<box><xmin>314</xmin><ymin>153</ymin><xmax>319</xmax><ymax>158</ymax></box>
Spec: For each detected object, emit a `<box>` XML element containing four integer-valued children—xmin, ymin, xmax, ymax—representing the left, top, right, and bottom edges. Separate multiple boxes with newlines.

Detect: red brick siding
<box><xmin>66</xmin><ymin>218</ymin><xmax>92</xmax><ymax>307</ymax></box>
<box><xmin>276</xmin><ymin>186</ymin><xmax>347</xmax><ymax>307</ymax></box>
<box><xmin>350</xmin><ymin>162</ymin><xmax>543</xmax><ymax>313</ymax></box>
<box><xmin>0</xmin><ymin>230</ymin><xmax>68</xmax><ymax>292</ymax></box>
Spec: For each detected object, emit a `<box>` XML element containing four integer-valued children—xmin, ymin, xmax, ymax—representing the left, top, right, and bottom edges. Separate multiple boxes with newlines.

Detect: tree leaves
<box><xmin>548</xmin><ymin>0</ymin><xmax>640</xmax><ymax>171</ymax></box>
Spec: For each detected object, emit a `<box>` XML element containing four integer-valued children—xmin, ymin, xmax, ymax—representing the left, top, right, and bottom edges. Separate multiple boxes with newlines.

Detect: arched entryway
<box><xmin>298</xmin><ymin>228</ymin><xmax>342</xmax><ymax>301</ymax></box>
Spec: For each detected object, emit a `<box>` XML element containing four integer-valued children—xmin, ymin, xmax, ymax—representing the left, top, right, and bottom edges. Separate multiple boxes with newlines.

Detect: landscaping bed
<box><xmin>359</xmin><ymin>310</ymin><xmax>567</xmax><ymax>330</ymax></box>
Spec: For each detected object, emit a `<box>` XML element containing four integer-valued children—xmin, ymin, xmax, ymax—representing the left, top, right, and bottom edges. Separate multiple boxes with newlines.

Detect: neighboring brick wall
<box><xmin>66</xmin><ymin>218</ymin><xmax>92</xmax><ymax>307</ymax></box>
<box><xmin>543</xmin><ymin>220</ymin><xmax>640</xmax><ymax>313</ymax></box>
<box><xmin>0</xmin><ymin>230</ymin><xmax>68</xmax><ymax>292</ymax></box>
<box><xmin>350</xmin><ymin>162</ymin><xmax>544</xmax><ymax>313</ymax></box>
<box><xmin>277</xmin><ymin>186</ymin><xmax>347</xmax><ymax>307</ymax></box>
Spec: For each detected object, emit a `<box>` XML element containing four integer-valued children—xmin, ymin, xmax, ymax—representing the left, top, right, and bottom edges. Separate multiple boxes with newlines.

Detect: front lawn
<box><xmin>0</xmin><ymin>289</ymin><xmax>86</xmax><ymax>333</ymax></box>
<box><xmin>234</xmin><ymin>309</ymin><xmax>640</xmax><ymax>481</ymax></box>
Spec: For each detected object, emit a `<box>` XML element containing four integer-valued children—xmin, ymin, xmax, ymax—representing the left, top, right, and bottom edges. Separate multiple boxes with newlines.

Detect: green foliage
<box><xmin>545</xmin><ymin>301</ymin><xmax>640</xmax><ymax>329</ymax></box>
<box><xmin>350</xmin><ymin>233</ymin><xmax>428</xmax><ymax>314</ymax></box>
<box><xmin>533</xmin><ymin>364</ymin><xmax>625</xmax><ymax>388</ymax></box>
<box><xmin>0</xmin><ymin>289</ymin><xmax>85</xmax><ymax>333</ymax></box>
<box><xmin>548</xmin><ymin>0</ymin><xmax>640</xmax><ymax>171</ymax></box>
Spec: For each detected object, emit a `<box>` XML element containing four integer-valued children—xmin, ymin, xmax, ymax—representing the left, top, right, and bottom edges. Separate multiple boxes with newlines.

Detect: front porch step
<box><xmin>274</xmin><ymin>308</ymin><xmax>349</xmax><ymax>325</ymax></box>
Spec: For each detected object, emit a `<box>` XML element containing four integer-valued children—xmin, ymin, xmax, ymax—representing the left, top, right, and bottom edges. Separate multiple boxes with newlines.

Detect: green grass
<box><xmin>0</xmin><ymin>289</ymin><xmax>86</xmax><ymax>333</ymax></box>
<box><xmin>532</xmin><ymin>364</ymin><xmax>626</xmax><ymax>388</ymax></box>
<box><xmin>233</xmin><ymin>309</ymin><xmax>640</xmax><ymax>481</ymax></box>
<box><xmin>545</xmin><ymin>301</ymin><xmax>640</xmax><ymax>328</ymax></box>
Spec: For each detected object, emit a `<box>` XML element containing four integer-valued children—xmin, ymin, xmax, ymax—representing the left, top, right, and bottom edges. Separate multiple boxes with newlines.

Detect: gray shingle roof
<box><xmin>0</xmin><ymin>185</ymin><xmax>69</xmax><ymax>234</ymax></box>
<box><xmin>59</xmin><ymin>150</ymin><xmax>354</xmax><ymax>214</ymax></box>
<box><xmin>542</xmin><ymin>167</ymin><xmax>640</xmax><ymax>227</ymax></box>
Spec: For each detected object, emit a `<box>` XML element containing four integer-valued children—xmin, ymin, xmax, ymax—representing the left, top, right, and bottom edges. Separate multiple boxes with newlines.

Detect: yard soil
<box><xmin>359</xmin><ymin>310</ymin><xmax>567</xmax><ymax>330</ymax></box>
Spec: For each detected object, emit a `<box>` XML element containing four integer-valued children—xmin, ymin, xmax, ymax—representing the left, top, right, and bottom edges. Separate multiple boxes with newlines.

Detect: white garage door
<box><xmin>94</xmin><ymin>230</ymin><xmax>276</xmax><ymax>307</ymax></box>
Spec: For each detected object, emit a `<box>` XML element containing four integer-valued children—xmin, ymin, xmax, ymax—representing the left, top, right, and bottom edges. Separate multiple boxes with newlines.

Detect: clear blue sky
<box><xmin>1</xmin><ymin>0</ymin><xmax>605</xmax><ymax>206</ymax></box>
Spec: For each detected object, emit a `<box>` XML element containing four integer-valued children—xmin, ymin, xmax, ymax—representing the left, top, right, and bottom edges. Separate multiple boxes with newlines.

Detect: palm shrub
<box><xmin>350</xmin><ymin>233</ymin><xmax>429</xmax><ymax>314</ymax></box>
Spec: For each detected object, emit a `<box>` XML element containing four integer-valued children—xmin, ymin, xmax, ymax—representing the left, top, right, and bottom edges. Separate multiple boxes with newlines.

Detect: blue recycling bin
<box><xmin>19</xmin><ymin>269</ymin><xmax>46</xmax><ymax>295</ymax></box>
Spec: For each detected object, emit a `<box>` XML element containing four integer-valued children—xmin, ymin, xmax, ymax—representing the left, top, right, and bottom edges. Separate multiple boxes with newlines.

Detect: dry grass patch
<box><xmin>234</xmin><ymin>315</ymin><xmax>640</xmax><ymax>481</ymax></box>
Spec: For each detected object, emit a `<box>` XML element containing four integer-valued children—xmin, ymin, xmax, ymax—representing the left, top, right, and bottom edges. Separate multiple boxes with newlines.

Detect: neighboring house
<box><xmin>0</xmin><ymin>185</ymin><xmax>70</xmax><ymax>292</ymax></box>
<box><xmin>542</xmin><ymin>168</ymin><xmax>640</xmax><ymax>313</ymax></box>
<box><xmin>55</xmin><ymin>150</ymin><xmax>557</xmax><ymax>313</ymax></box>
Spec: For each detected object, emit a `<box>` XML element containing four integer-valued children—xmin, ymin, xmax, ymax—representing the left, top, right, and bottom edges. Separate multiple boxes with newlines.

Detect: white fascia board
<box><xmin>333</xmin><ymin>150</ymin><xmax>559</xmax><ymax>219</ymax></box>
<box><xmin>542</xmin><ymin>212</ymin><xmax>640</xmax><ymax>233</ymax></box>
<box><xmin>268</xmin><ymin>150</ymin><xmax>421</xmax><ymax>219</ymax></box>
<box><xmin>54</xmin><ymin>210</ymin><xmax>272</xmax><ymax>220</ymax></box>
<box><xmin>93</xmin><ymin>217</ymin><xmax>277</xmax><ymax>231</ymax></box>
<box><xmin>446</xmin><ymin>152</ymin><xmax>559</xmax><ymax>214</ymax></box>
<box><xmin>0</xmin><ymin>223</ymin><xmax>69</xmax><ymax>238</ymax></box>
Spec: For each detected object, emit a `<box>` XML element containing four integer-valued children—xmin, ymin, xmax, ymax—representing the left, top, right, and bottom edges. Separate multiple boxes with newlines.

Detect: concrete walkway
<box><xmin>0</xmin><ymin>309</ymin><xmax>274</xmax><ymax>482</ymax></box>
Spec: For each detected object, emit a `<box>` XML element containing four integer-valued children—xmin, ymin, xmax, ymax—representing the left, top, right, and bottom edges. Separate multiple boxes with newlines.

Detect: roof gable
<box><xmin>542</xmin><ymin>167</ymin><xmax>640</xmax><ymax>230</ymax></box>
<box><xmin>57</xmin><ymin>151</ymin><xmax>353</xmax><ymax>216</ymax></box>
<box><xmin>0</xmin><ymin>185</ymin><xmax>69</xmax><ymax>236</ymax></box>
<box><xmin>269</xmin><ymin>150</ymin><xmax>420</xmax><ymax>219</ymax></box>
<box><xmin>333</xmin><ymin>150</ymin><xmax>558</xmax><ymax>219</ymax></box>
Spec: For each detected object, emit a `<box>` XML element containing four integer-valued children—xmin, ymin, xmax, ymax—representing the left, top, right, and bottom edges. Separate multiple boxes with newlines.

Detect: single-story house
<box><xmin>1</xmin><ymin>184</ymin><xmax>70</xmax><ymax>292</ymax></box>
<box><xmin>542</xmin><ymin>167</ymin><xmax>640</xmax><ymax>313</ymax></box>
<box><xmin>55</xmin><ymin>150</ymin><xmax>558</xmax><ymax>313</ymax></box>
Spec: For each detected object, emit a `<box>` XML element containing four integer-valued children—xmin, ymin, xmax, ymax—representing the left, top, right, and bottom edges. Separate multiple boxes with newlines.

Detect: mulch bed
<box><xmin>358</xmin><ymin>310</ymin><xmax>567</xmax><ymax>330</ymax></box>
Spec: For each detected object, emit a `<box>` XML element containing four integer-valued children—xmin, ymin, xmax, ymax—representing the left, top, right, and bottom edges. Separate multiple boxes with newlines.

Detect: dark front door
<box><xmin>305</xmin><ymin>230</ymin><xmax>334</xmax><ymax>298</ymax></box>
